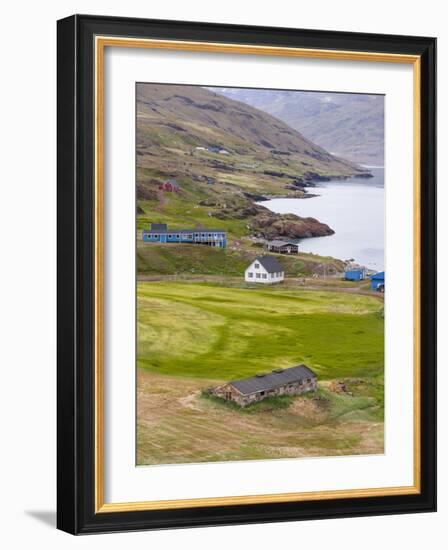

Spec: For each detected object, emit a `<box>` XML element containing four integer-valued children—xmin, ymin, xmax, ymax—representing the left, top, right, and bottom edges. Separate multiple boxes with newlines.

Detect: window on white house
<box><xmin>254</xmin><ymin>263</ymin><xmax>260</xmax><ymax>268</ymax></box>
<box><xmin>256</xmin><ymin>273</ymin><xmax>261</xmax><ymax>278</ymax></box>
<box><xmin>248</xmin><ymin>272</ymin><xmax>253</xmax><ymax>278</ymax></box>
<box><xmin>262</xmin><ymin>274</ymin><xmax>267</xmax><ymax>279</ymax></box>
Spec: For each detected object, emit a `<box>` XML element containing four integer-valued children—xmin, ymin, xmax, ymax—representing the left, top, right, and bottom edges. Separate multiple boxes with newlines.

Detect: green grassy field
<box><xmin>137</xmin><ymin>281</ymin><xmax>384</xmax><ymax>464</ymax></box>
<box><xmin>137</xmin><ymin>281</ymin><xmax>384</xmax><ymax>382</ymax></box>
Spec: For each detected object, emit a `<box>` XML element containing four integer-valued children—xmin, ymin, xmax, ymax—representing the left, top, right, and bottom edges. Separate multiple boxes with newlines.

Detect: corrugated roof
<box><xmin>229</xmin><ymin>365</ymin><xmax>316</xmax><ymax>395</ymax></box>
<box><xmin>254</xmin><ymin>255</ymin><xmax>284</xmax><ymax>273</ymax></box>
<box><xmin>370</xmin><ymin>271</ymin><xmax>385</xmax><ymax>279</ymax></box>
<box><xmin>143</xmin><ymin>228</ymin><xmax>226</xmax><ymax>235</ymax></box>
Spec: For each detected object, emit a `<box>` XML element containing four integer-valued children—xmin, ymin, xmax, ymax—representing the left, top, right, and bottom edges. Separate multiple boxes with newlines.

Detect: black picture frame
<box><xmin>57</xmin><ymin>14</ymin><xmax>436</xmax><ymax>535</ymax></box>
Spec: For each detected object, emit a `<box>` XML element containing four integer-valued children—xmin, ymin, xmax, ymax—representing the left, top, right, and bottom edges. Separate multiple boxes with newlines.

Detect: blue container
<box><xmin>370</xmin><ymin>271</ymin><xmax>385</xmax><ymax>291</ymax></box>
<box><xmin>344</xmin><ymin>269</ymin><xmax>365</xmax><ymax>281</ymax></box>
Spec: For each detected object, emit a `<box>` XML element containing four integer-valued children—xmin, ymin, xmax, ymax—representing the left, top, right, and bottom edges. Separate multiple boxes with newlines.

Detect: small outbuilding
<box><xmin>344</xmin><ymin>268</ymin><xmax>366</xmax><ymax>281</ymax></box>
<box><xmin>266</xmin><ymin>240</ymin><xmax>299</xmax><ymax>254</ymax></box>
<box><xmin>159</xmin><ymin>178</ymin><xmax>180</xmax><ymax>193</ymax></box>
<box><xmin>370</xmin><ymin>271</ymin><xmax>385</xmax><ymax>292</ymax></box>
<box><xmin>210</xmin><ymin>365</ymin><xmax>317</xmax><ymax>407</ymax></box>
<box><xmin>245</xmin><ymin>256</ymin><xmax>284</xmax><ymax>284</ymax></box>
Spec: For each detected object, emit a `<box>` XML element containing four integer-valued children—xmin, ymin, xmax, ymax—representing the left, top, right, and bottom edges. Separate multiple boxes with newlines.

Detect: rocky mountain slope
<box><xmin>212</xmin><ymin>87</ymin><xmax>384</xmax><ymax>165</ymax></box>
<box><xmin>136</xmin><ymin>84</ymin><xmax>371</xmax><ymax>243</ymax></box>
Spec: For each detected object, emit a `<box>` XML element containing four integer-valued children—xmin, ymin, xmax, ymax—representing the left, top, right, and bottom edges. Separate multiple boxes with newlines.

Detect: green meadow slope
<box><xmin>137</xmin><ymin>282</ymin><xmax>384</xmax><ymax>465</ymax></box>
<box><xmin>137</xmin><ymin>241</ymin><xmax>345</xmax><ymax>277</ymax></box>
<box><xmin>137</xmin><ymin>282</ymin><xmax>383</xmax><ymax>385</ymax></box>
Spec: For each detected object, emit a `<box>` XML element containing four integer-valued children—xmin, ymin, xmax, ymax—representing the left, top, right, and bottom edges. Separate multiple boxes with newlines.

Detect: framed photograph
<box><xmin>57</xmin><ymin>14</ymin><xmax>436</xmax><ymax>534</ymax></box>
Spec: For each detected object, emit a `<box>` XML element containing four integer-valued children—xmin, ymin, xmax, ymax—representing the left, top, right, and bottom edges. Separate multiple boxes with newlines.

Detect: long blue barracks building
<box><xmin>142</xmin><ymin>223</ymin><xmax>227</xmax><ymax>248</ymax></box>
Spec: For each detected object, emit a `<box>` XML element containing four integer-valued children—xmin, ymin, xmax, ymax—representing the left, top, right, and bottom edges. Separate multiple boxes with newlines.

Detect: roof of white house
<box><xmin>250</xmin><ymin>256</ymin><xmax>284</xmax><ymax>274</ymax></box>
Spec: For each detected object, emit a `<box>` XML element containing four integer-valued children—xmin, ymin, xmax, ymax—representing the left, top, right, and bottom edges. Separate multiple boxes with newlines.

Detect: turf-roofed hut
<box><xmin>211</xmin><ymin>365</ymin><xmax>317</xmax><ymax>407</ymax></box>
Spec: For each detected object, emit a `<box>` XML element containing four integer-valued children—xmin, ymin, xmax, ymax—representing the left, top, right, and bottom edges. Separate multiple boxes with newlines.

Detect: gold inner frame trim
<box><xmin>94</xmin><ymin>35</ymin><xmax>422</xmax><ymax>514</ymax></box>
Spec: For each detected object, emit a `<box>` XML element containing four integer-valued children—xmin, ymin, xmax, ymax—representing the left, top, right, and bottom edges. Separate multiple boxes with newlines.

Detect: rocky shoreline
<box><xmin>231</xmin><ymin>170</ymin><xmax>372</xmax><ymax>240</ymax></box>
<box><xmin>184</xmin><ymin>169</ymin><xmax>373</xmax><ymax>242</ymax></box>
<box><xmin>202</xmin><ymin>194</ymin><xmax>334</xmax><ymax>240</ymax></box>
<box><xmin>243</xmin><ymin>169</ymin><xmax>372</xmax><ymax>203</ymax></box>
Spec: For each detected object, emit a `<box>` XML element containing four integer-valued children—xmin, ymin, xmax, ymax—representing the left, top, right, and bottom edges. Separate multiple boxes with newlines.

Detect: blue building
<box><xmin>344</xmin><ymin>268</ymin><xmax>366</xmax><ymax>281</ymax></box>
<box><xmin>370</xmin><ymin>271</ymin><xmax>385</xmax><ymax>291</ymax></box>
<box><xmin>142</xmin><ymin>223</ymin><xmax>227</xmax><ymax>248</ymax></box>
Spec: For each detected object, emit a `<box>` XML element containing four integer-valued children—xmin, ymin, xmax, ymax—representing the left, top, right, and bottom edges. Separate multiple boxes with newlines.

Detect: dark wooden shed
<box><xmin>266</xmin><ymin>240</ymin><xmax>299</xmax><ymax>254</ymax></box>
<box><xmin>211</xmin><ymin>365</ymin><xmax>317</xmax><ymax>407</ymax></box>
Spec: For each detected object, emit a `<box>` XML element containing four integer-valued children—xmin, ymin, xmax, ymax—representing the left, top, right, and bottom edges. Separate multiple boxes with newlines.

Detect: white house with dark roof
<box><xmin>244</xmin><ymin>256</ymin><xmax>284</xmax><ymax>284</ymax></box>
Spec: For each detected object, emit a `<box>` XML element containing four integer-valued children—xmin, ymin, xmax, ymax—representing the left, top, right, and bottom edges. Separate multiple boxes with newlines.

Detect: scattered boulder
<box><xmin>329</xmin><ymin>381</ymin><xmax>353</xmax><ymax>395</ymax></box>
<box><xmin>243</xmin><ymin>191</ymin><xmax>268</xmax><ymax>202</ymax></box>
<box><xmin>356</xmin><ymin>172</ymin><xmax>374</xmax><ymax>178</ymax></box>
<box><xmin>263</xmin><ymin>170</ymin><xmax>285</xmax><ymax>178</ymax></box>
<box><xmin>137</xmin><ymin>183</ymin><xmax>159</xmax><ymax>201</ymax></box>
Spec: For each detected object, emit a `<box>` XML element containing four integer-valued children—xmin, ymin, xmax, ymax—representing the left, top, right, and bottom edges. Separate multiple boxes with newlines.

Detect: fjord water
<box><xmin>262</xmin><ymin>167</ymin><xmax>384</xmax><ymax>271</ymax></box>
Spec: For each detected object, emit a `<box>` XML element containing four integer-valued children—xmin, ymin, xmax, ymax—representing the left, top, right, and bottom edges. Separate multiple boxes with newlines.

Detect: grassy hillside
<box><xmin>212</xmin><ymin>87</ymin><xmax>384</xmax><ymax>165</ymax></box>
<box><xmin>137</xmin><ymin>281</ymin><xmax>384</xmax><ymax>465</ymax></box>
<box><xmin>137</xmin><ymin>84</ymin><xmax>365</xmax><ymax>184</ymax></box>
<box><xmin>137</xmin><ymin>282</ymin><xmax>384</xmax><ymax>381</ymax></box>
<box><xmin>137</xmin><ymin>241</ymin><xmax>345</xmax><ymax>277</ymax></box>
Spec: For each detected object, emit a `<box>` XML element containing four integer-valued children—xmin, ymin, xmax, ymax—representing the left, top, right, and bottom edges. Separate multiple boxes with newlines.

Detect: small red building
<box><xmin>159</xmin><ymin>178</ymin><xmax>180</xmax><ymax>193</ymax></box>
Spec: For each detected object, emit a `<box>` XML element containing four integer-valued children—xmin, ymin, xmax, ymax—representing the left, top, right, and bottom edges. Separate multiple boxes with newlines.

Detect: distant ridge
<box><xmin>137</xmin><ymin>84</ymin><xmax>367</xmax><ymax>177</ymax></box>
<box><xmin>211</xmin><ymin>87</ymin><xmax>384</xmax><ymax>165</ymax></box>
